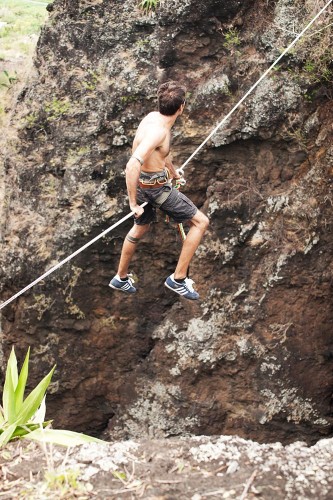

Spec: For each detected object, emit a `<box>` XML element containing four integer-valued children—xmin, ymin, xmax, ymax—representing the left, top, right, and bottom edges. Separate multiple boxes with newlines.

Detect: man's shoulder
<box><xmin>140</xmin><ymin>113</ymin><xmax>167</xmax><ymax>136</ymax></box>
<box><xmin>142</xmin><ymin>111</ymin><xmax>162</xmax><ymax>125</ymax></box>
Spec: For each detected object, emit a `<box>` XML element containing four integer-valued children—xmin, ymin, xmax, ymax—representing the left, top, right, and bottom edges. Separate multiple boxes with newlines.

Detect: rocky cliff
<box><xmin>0</xmin><ymin>0</ymin><xmax>332</xmax><ymax>445</ymax></box>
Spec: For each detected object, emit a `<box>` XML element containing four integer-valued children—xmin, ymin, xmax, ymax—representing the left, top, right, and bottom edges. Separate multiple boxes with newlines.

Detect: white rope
<box><xmin>0</xmin><ymin>203</ymin><xmax>147</xmax><ymax>310</ymax></box>
<box><xmin>0</xmin><ymin>0</ymin><xmax>331</xmax><ymax>311</ymax></box>
<box><xmin>177</xmin><ymin>0</ymin><xmax>332</xmax><ymax>175</ymax></box>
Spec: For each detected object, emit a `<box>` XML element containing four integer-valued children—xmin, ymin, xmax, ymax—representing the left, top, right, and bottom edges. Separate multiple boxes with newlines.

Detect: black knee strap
<box><xmin>126</xmin><ymin>234</ymin><xmax>140</xmax><ymax>244</ymax></box>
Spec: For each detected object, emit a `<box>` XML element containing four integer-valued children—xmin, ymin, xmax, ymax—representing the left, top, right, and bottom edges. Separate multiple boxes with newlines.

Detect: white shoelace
<box><xmin>127</xmin><ymin>273</ymin><xmax>135</xmax><ymax>285</ymax></box>
<box><xmin>184</xmin><ymin>277</ymin><xmax>195</xmax><ymax>293</ymax></box>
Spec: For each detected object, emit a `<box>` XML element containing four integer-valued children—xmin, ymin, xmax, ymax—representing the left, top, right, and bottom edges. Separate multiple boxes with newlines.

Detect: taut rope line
<box><xmin>177</xmin><ymin>0</ymin><xmax>332</xmax><ymax>175</ymax></box>
<box><xmin>0</xmin><ymin>0</ymin><xmax>331</xmax><ymax>311</ymax></box>
<box><xmin>0</xmin><ymin>209</ymin><xmax>147</xmax><ymax>310</ymax></box>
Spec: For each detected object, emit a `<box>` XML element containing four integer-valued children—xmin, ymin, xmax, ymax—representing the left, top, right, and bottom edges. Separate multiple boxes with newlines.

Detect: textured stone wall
<box><xmin>0</xmin><ymin>0</ymin><xmax>332</xmax><ymax>443</ymax></box>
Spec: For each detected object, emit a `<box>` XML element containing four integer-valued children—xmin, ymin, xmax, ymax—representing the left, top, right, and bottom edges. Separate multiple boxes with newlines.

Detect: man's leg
<box><xmin>117</xmin><ymin>223</ymin><xmax>150</xmax><ymax>278</ymax></box>
<box><xmin>174</xmin><ymin>210</ymin><xmax>209</xmax><ymax>279</ymax></box>
<box><xmin>109</xmin><ymin>223</ymin><xmax>150</xmax><ymax>294</ymax></box>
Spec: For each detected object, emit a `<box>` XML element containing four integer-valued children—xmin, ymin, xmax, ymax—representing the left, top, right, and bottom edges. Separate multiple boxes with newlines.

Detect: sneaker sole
<box><xmin>109</xmin><ymin>283</ymin><xmax>136</xmax><ymax>294</ymax></box>
<box><xmin>164</xmin><ymin>281</ymin><xmax>199</xmax><ymax>300</ymax></box>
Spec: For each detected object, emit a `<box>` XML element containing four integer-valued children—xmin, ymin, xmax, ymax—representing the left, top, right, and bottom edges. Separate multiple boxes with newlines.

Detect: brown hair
<box><xmin>157</xmin><ymin>81</ymin><xmax>186</xmax><ymax>116</ymax></box>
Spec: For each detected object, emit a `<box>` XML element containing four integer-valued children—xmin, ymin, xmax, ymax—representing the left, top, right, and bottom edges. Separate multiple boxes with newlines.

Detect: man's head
<box><xmin>157</xmin><ymin>81</ymin><xmax>187</xmax><ymax>116</ymax></box>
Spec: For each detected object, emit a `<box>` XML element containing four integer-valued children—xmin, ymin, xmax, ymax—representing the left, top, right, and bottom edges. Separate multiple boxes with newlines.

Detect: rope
<box><xmin>0</xmin><ymin>204</ymin><xmax>147</xmax><ymax>311</ymax></box>
<box><xmin>176</xmin><ymin>0</ymin><xmax>332</xmax><ymax>176</ymax></box>
<box><xmin>0</xmin><ymin>0</ymin><xmax>331</xmax><ymax>311</ymax></box>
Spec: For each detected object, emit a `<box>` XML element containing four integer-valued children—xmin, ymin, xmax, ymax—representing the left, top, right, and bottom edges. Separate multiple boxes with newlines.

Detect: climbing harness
<box><xmin>138</xmin><ymin>168</ymin><xmax>173</xmax><ymax>207</ymax></box>
<box><xmin>152</xmin><ymin>185</ymin><xmax>173</xmax><ymax>208</ymax></box>
<box><xmin>139</xmin><ymin>168</ymin><xmax>170</xmax><ymax>186</ymax></box>
<box><xmin>0</xmin><ymin>0</ymin><xmax>331</xmax><ymax>311</ymax></box>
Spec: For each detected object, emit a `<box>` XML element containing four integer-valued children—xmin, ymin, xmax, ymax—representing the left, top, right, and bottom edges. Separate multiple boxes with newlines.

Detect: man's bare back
<box><xmin>132</xmin><ymin>112</ymin><xmax>171</xmax><ymax>172</ymax></box>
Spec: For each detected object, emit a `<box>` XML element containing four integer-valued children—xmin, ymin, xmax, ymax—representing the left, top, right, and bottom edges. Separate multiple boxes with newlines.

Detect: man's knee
<box><xmin>127</xmin><ymin>224</ymin><xmax>150</xmax><ymax>243</ymax></box>
<box><xmin>201</xmin><ymin>213</ymin><xmax>209</xmax><ymax>231</ymax></box>
<box><xmin>192</xmin><ymin>210</ymin><xmax>209</xmax><ymax>232</ymax></box>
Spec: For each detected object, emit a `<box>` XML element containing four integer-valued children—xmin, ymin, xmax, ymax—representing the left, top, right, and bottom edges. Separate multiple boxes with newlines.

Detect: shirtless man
<box><xmin>109</xmin><ymin>81</ymin><xmax>209</xmax><ymax>300</ymax></box>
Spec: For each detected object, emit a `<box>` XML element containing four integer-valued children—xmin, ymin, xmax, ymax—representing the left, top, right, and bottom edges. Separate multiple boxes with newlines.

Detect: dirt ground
<box><xmin>0</xmin><ymin>435</ymin><xmax>332</xmax><ymax>499</ymax></box>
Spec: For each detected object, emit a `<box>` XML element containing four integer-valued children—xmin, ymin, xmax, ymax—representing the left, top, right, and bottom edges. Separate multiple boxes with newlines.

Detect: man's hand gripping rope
<box><xmin>175</xmin><ymin>167</ymin><xmax>186</xmax><ymax>187</ymax></box>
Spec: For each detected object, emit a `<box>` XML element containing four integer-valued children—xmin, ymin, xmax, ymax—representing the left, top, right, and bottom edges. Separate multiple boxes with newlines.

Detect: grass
<box><xmin>223</xmin><ymin>28</ymin><xmax>241</xmax><ymax>51</ymax></box>
<box><xmin>139</xmin><ymin>0</ymin><xmax>159</xmax><ymax>14</ymax></box>
<box><xmin>0</xmin><ymin>0</ymin><xmax>48</xmax><ymax>126</ymax></box>
<box><xmin>0</xmin><ymin>0</ymin><xmax>48</xmax><ymax>60</ymax></box>
<box><xmin>280</xmin><ymin>1</ymin><xmax>333</xmax><ymax>90</ymax></box>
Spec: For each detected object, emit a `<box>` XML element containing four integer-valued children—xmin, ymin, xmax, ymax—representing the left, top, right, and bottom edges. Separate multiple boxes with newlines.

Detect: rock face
<box><xmin>0</xmin><ymin>0</ymin><xmax>332</xmax><ymax>444</ymax></box>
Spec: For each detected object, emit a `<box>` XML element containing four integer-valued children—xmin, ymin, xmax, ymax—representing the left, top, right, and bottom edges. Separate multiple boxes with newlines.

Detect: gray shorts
<box><xmin>135</xmin><ymin>185</ymin><xmax>198</xmax><ymax>225</ymax></box>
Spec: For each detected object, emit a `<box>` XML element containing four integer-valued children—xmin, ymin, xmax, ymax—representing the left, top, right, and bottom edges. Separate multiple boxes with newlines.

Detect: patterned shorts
<box><xmin>135</xmin><ymin>185</ymin><xmax>198</xmax><ymax>225</ymax></box>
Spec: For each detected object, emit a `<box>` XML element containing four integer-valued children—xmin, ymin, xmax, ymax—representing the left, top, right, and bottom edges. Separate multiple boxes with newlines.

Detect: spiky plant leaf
<box><xmin>11</xmin><ymin>421</ymin><xmax>51</xmax><ymax>438</ymax></box>
<box><xmin>0</xmin><ymin>423</ymin><xmax>17</xmax><ymax>448</ymax></box>
<box><xmin>30</xmin><ymin>396</ymin><xmax>46</xmax><ymax>424</ymax></box>
<box><xmin>7</xmin><ymin>347</ymin><xmax>18</xmax><ymax>391</ymax></box>
<box><xmin>0</xmin><ymin>421</ymin><xmax>52</xmax><ymax>438</ymax></box>
<box><xmin>14</xmin><ymin>347</ymin><xmax>30</xmax><ymax>414</ymax></box>
<box><xmin>3</xmin><ymin>348</ymin><xmax>18</xmax><ymax>424</ymax></box>
<box><xmin>23</xmin><ymin>428</ymin><xmax>104</xmax><ymax>447</ymax></box>
<box><xmin>15</xmin><ymin>365</ymin><xmax>56</xmax><ymax>426</ymax></box>
<box><xmin>0</xmin><ymin>407</ymin><xmax>5</xmax><ymax>425</ymax></box>
<box><xmin>1</xmin><ymin>348</ymin><xmax>99</xmax><ymax>449</ymax></box>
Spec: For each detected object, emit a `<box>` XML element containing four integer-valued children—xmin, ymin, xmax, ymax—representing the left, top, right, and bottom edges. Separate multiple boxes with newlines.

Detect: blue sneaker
<box><xmin>109</xmin><ymin>274</ymin><xmax>136</xmax><ymax>294</ymax></box>
<box><xmin>164</xmin><ymin>274</ymin><xmax>199</xmax><ymax>300</ymax></box>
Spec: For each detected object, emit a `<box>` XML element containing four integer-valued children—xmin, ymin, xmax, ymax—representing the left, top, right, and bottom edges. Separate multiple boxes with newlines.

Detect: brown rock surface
<box><xmin>0</xmin><ymin>0</ymin><xmax>332</xmax><ymax>445</ymax></box>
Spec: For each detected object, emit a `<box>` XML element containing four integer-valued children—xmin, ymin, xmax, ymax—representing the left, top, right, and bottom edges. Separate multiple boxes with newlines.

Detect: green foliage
<box><xmin>25</xmin><ymin>111</ymin><xmax>38</xmax><ymax>128</ymax></box>
<box><xmin>120</xmin><ymin>94</ymin><xmax>140</xmax><ymax>106</ymax></box>
<box><xmin>26</xmin><ymin>428</ymin><xmax>101</xmax><ymax>447</ymax></box>
<box><xmin>82</xmin><ymin>69</ymin><xmax>100</xmax><ymax>91</ymax></box>
<box><xmin>0</xmin><ymin>347</ymin><xmax>55</xmax><ymax>447</ymax></box>
<box><xmin>223</xmin><ymin>28</ymin><xmax>241</xmax><ymax>51</ymax></box>
<box><xmin>136</xmin><ymin>37</ymin><xmax>150</xmax><ymax>48</ymax></box>
<box><xmin>0</xmin><ymin>347</ymin><xmax>103</xmax><ymax>448</ymax></box>
<box><xmin>0</xmin><ymin>1</ymin><xmax>47</xmax><ymax>127</ymax></box>
<box><xmin>304</xmin><ymin>90</ymin><xmax>314</xmax><ymax>102</ymax></box>
<box><xmin>139</xmin><ymin>0</ymin><xmax>159</xmax><ymax>14</ymax></box>
<box><xmin>303</xmin><ymin>58</ymin><xmax>332</xmax><ymax>84</ymax></box>
<box><xmin>45</xmin><ymin>468</ymin><xmax>80</xmax><ymax>492</ymax></box>
<box><xmin>284</xmin><ymin>126</ymin><xmax>307</xmax><ymax>151</ymax></box>
<box><xmin>292</xmin><ymin>7</ymin><xmax>332</xmax><ymax>88</ymax></box>
<box><xmin>45</xmin><ymin>98</ymin><xmax>71</xmax><ymax>121</ymax></box>
<box><xmin>112</xmin><ymin>470</ymin><xmax>127</xmax><ymax>481</ymax></box>
<box><xmin>0</xmin><ymin>0</ymin><xmax>48</xmax><ymax>59</ymax></box>
<box><xmin>304</xmin><ymin>60</ymin><xmax>316</xmax><ymax>73</ymax></box>
<box><xmin>0</xmin><ymin>70</ymin><xmax>18</xmax><ymax>88</ymax></box>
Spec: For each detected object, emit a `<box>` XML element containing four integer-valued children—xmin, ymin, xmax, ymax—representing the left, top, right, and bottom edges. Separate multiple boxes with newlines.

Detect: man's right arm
<box><xmin>125</xmin><ymin>128</ymin><xmax>166</xmax><ymax>217</ymax></box>
<box><xmin>126</xmin><ymin>156</ymin><xmax>144</xmax><ymax>217</ymax></box>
